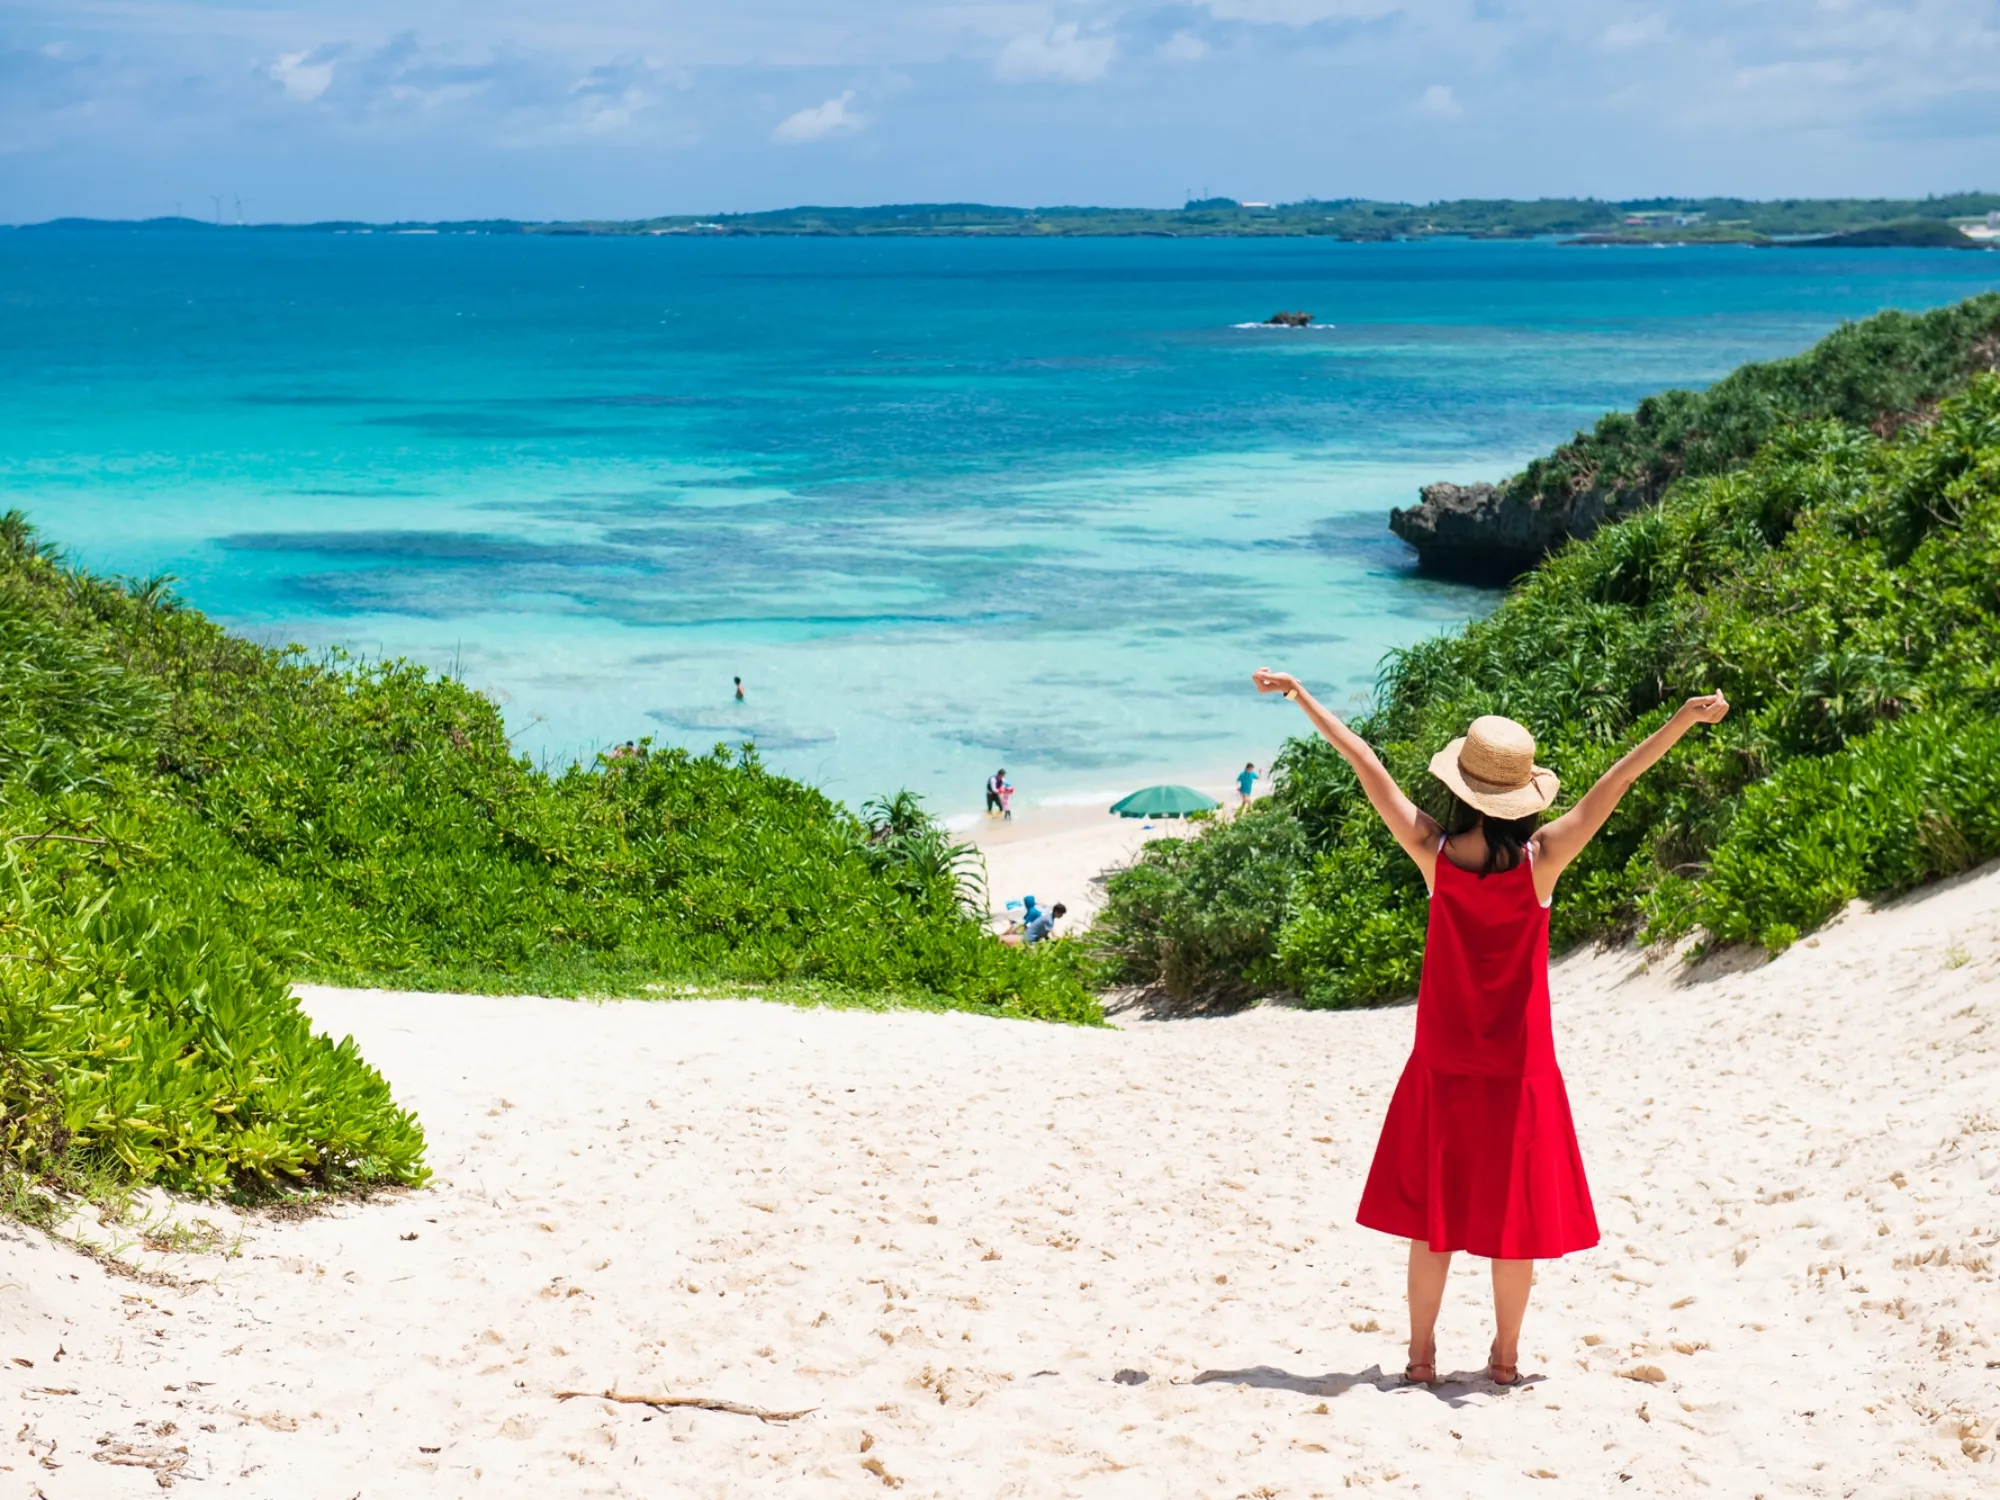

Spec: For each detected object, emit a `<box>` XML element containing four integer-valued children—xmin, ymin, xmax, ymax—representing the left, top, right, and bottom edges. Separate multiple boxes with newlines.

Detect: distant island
<box><xmin>1568</xmin><ymin>216</ymin><xmax>1992</xmax><ymax>250</ymax></box>
<box><xmin>13</xmin><ymin>194</ymin><xmax>2000</xmax><ymax>244</ymax></box>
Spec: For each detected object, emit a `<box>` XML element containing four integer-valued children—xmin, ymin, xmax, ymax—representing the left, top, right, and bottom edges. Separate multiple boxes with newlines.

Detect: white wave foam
<box><xmin>1036</xmin><ymin>786</ymin><xmax>1135</xmax><ymax>808</ymax></box>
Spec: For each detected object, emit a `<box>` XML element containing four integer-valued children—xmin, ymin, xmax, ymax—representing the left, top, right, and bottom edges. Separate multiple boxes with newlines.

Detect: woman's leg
<box><xmin>1406</xmin><ymin>1240</ymin><xmax>1453</xmax><ymax>1375</ymax></box>
<box><xmin>1489</xmin><ymin>1258</ymin><xmax>1533</xmax><ymax>1380</ymax></box>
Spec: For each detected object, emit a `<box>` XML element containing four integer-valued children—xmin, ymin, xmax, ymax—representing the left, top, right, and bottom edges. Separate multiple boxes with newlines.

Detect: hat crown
<box><xmin>1458</xmin><ymin>715</ymin><xmax>1537</xmax><ymax>790</ymax></box>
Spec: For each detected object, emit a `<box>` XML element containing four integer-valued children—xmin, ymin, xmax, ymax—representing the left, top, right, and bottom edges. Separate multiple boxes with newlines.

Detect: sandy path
<box><xmin>5</xmin><ymin>868</ymin><xmax>1998</xmax><ymax>1497</ymax></box>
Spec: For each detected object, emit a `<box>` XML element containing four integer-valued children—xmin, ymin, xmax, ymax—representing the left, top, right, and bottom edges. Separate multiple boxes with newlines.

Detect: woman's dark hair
<box><xmin>1444</xmin><ymin>795</ymin><xmax>1541</xmax><ymax>875</ymax></box>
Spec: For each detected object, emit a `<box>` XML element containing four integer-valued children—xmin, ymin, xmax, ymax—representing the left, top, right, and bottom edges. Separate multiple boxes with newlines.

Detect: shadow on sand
<box><xmin>1100</xmin><ymin>986</ymin><xmax>1256</xmax><ymax>1021</ymax></box>
<box><xmin>1100</xmin><ymin>987</ymin><xmax>1419</xmax><ymax>1022</ymax></box>
<box><xmin>1188</xmin><ymin>1364</ymin><xmax>1540</xmax><ymax>1407</ymax></box>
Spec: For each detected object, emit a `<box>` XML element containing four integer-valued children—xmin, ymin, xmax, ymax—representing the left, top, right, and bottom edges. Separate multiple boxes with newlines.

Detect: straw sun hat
<box><xmin>1428</xmin><ymin>715</ymin><xmax>1560</xmax><ymax>820</ymax></box>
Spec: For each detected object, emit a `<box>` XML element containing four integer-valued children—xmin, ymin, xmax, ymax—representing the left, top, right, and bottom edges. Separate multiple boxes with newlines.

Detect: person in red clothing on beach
<box><xmin>1252</xmin><ymin>667</ymin><xmax>1730</xmax><ymax>1388</ymax></box>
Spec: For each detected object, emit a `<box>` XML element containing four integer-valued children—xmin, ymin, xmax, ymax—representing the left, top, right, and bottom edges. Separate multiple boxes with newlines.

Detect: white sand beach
<box><xmin>967</xmin><ymin>780</ymin><xmax>1244</xmax><ymax>927</ymax></box>
<box><xmin>969</xmin><ymin>805</ymin><xmax>1165</xmax><ymax>926</ymax></box>
<box><xmin>6</xmin><ymin>861</ymin><xmax>1999</xmax><ymax>1496</ymax></box>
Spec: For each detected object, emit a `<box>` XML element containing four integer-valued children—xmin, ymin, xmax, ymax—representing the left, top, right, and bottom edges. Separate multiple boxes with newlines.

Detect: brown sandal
<box><xmin>1403</xmin><ymin>1358</ymin><xmax>1438</xmax><ymax>1387</ymax></box>
<box><xmin>1487</xmin><ymin>1344</ymin><xmax>1520</xmax><ymax>1386</ymax></box>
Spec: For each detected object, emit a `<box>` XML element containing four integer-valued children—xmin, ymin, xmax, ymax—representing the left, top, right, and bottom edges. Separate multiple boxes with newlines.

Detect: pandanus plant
<box><xmin>860</xmin><ymin>792</ymin><xmax>987</xmax><ymax>916</ymax></box>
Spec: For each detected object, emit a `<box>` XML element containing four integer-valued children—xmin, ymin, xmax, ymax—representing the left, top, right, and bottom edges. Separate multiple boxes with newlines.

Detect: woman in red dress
<box><xmin>1252</xmin><ymin>670</ymin><xmax>1730</xmax><ymax>1386</ymax></box>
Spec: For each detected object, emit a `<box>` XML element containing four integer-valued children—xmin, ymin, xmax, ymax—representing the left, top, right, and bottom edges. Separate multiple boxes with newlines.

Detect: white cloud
<box><xmin>995</xmin><ymin>23</ymin><xmax>1117</xmax><ymax>84</ymax></box>
<box><xmin>1200</xmin><ymin>1</ymin><xmax>1400</xmax><ymax>23</ymax></box>
<box><xmin>8</xmin><ymin>0</ymin><xmax>2000</xmax><ymax>220</ymax></box>
<box><xmin>270</xmin><ymin>50</ymin><xmax>337</xmax><ymax>103</ymax></box>
<box><xmin>771</xmin><ymin>89</ymin><xmax>865</xmax><ymax>143</ymax></box>
<box><xmin>1602</xmin><ymin>14</ymin><xmax>1670</xmax><ymax>50</ymax></box>
<box><xmin>1416</xmin><ymin>82</ymin><xmax>1460</xmax><ymax>117</ymax></box>
<box><xmin>568</xmin><ymin>62</ymin><xmax>662</xmax><ymax>136</ymax></box>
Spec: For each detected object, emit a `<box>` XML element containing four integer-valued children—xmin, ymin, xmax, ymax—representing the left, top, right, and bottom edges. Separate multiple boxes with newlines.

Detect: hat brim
<box><xmin>1428</xmin><ymin>738</ymin><xmax>1560</xmax><ymax>819</ymax></box>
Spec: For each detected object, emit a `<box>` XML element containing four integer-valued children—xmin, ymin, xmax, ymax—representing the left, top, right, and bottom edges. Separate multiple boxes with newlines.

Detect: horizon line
<box><xmin>8</xmin><ymin>190</ymin><xmax>2000</xmax><ymax>234</ymax></box>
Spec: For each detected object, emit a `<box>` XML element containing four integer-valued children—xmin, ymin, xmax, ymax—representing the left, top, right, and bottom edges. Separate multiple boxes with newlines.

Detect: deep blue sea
<box><xmin>4</xmin><ymin>229</ymin><xmax>1994</xmax><ymax>814</ymax></box>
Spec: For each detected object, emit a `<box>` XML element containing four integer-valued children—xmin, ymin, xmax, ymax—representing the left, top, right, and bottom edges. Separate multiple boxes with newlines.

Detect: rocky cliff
<box><xmin>1388</xmin><ymin>476</ymin><xmax>1655</xmax><ymax>584</ymax></box>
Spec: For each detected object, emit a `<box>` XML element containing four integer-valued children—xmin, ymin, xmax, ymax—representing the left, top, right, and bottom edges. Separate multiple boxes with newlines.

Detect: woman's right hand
<box><xmin>1252</xmin><ymin>667</ymin><xmax>1300</xmax><ymax>697</ymax></box>
<box><xmin>1680</xmin><ymin>691</ymin><xmax>1730</xmax><ymax>725</ymax></box>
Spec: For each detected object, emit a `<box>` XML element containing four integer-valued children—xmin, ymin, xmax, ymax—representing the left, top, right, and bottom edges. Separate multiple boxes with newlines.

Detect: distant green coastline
<box><xmin>13</xmin><ymin>194</ymin><xmax>2000</xmax><ymax>243</ymax></box>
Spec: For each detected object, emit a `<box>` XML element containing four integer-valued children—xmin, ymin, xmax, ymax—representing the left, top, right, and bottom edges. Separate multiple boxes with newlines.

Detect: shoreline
<box><xmin>960</xmin><ymin>770</ymin><xmax>1258</xmax><ymax>925</ymax></box>
<box><xmin>941</xmin><ymin>761</ymin><xmax>1252</xmax><ymax>830</ymax></box>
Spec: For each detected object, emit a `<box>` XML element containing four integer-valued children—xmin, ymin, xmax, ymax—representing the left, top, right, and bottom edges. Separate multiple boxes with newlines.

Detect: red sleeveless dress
<box><xmin>1355</xmin><ymin>843</ymin><xmax>1599</xmax><ymax>1259</ymax></box>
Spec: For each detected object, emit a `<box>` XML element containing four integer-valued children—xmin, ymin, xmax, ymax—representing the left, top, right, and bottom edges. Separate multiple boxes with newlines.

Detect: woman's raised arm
<box><xmin>1252</xmin><ymin>669</ymin><xmax>1441</xmax><ymax>876</ymax></box>
<box><xmin>1530</xmin><ymin>693</ymin><xmax>1730</xmax><ymax>895</ymax></box>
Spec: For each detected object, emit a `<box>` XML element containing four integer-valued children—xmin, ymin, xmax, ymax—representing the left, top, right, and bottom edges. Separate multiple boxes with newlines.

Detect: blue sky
<box><xmin>3</xmin><ymin>2</ymin><xmax>1998</xmax><ymax>222</ymax></box>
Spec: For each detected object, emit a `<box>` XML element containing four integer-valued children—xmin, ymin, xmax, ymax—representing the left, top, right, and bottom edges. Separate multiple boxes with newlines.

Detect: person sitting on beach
<box><xmin>1253</xmin><ymin>665</ymin><xmax>1729</xmax><ymax>1388</ymax></box>
<box><xmin>1023</xmin><ymin>901</ymin><xmax>1066</xmax><ymax>944</ymax></box>
<box><xmin>997</xmin><ymin>894</ymin><xmax>1040</xmax><ymax>947</ymax></box>
<box><xmin>1237</xmin><ymin>762</ymin><xmax>1259</xmax><ymax>808</ymax></box>
<box><xmin>986</xmin><ymin>768</ymin><xmax>1007</xmax><ymax>816</ymax></box>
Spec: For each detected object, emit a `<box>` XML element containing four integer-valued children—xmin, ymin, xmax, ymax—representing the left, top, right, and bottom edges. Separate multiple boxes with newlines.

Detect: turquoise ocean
<box><xmin>4</xmin><ymin>230</ymin><xmax>1994</xmax><ymax>815</ymax></box>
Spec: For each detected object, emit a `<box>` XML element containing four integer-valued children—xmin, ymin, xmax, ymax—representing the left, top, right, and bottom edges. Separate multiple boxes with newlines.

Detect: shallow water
<box><xmin>6</xmin><ymin>230</ymin><xmax>1994</xmax><ymax>812</ymax></box>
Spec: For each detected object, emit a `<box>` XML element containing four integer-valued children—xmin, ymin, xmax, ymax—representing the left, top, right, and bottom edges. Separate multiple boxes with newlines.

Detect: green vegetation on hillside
<box><xmin>1094</xmin><ymin>320</ymin><xmax>2000</xmax><ymax>1006</ymax></box>
<box><xmin>1</xmin><ymin>533</ymin><xmax>1095</xmax><ymax>1203</ymax></box>
<box><xmin>1778</xmin><ymin>220</ymin><xmax>1986</xmax><ymax>251</ymax></box>
<box><xmin>1570</xmin><ymin>218</ymin><xmax>1995</xmax><ymax>250</ymax></box>
<box><xmin>446</xmin><ymin>193</ymin><xmax>2000</xmax><ymax>241</ymax></box>
<box><xmin>1565</xmin><ymin>225</ymin><xmax>1776</xmax><ymax>247</ymax></box>
<box><xmin>1500</xmin><ymin>295</ymin><xmax>2000</xmax><ymax>538</ymax></box>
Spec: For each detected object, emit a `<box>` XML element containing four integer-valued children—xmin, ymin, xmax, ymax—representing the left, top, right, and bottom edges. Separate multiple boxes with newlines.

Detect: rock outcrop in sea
<box><xmin>1388</xmin><ymin>478</ymin><xmax>1650</xmax><ymax>584</ymax></box>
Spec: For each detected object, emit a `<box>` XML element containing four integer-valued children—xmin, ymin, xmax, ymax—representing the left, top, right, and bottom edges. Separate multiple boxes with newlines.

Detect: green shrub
<box><xmin>0</xmin><ymin>830</ymin><xmax>425</xmax><ymax>1194</ymax></box>
<box><xmin>1275</xmin><ymin>826</ymin><xmax>1427</xmax><ymax>1009</ymax></box>
<box><xmin>1092</xmin><ymin>808</ymin><xmax>1308</xmax><ymax>1003</ymax></box>
<box><xmin>1668</xmin><ymin>710</ymin><xmax>2000</xmax><ymax>952</ymax></box>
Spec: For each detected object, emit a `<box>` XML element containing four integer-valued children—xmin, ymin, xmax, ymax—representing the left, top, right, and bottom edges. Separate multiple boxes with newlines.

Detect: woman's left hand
<box><xmin>1252</xmin><ymin>667</ymin><xmax>1300</xmax><ymax>697</ymax></box>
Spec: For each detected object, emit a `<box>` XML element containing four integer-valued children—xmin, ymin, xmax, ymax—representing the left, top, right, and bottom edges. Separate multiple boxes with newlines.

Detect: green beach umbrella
<box><xmin>1109</xmin><ymin>784</ymin><xmax>1219</xmax><ymax>819</ymax></box>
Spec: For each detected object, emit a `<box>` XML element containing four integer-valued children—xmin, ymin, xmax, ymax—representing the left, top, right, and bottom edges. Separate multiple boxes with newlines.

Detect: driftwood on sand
<box><xmin>555</xmin><ymin>1389</ymin><xmax>816</xmax><ymax>1423</ymax></box>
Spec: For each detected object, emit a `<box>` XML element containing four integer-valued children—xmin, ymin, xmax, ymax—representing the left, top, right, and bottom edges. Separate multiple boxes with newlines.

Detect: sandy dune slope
<box><xmin>5</xmin><ymin>866</ymin><xmax>1999</xmax><ymax>1498</ymax></box>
